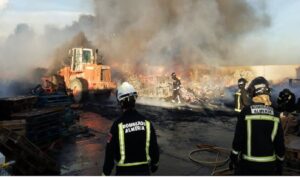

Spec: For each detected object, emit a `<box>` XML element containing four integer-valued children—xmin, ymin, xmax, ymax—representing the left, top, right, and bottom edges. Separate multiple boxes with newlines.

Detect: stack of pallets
<box><xmin>35</xmin><ymin>94</ymin><xmax>76</xmax><ymax>135</ymax></box>
<box><xmin>0</xmin><ymin>96</ymin><xmax>37</xmax><ymax>120</ymax></box>
<box><xmin>35</xmin><ymin>93</ymin><xmax>72</xmax><ymax>108</ymax></box>
<box><xmin>0</xmin><ymin>120</ymin><xmax>26</xmax><ymax>136</ymax></box>
<box><xmin>0</xmin><ymin>128</ymin><xmax>60</xmax><ymax>175</ymax></box>
<box><xmin>0</xmin><ymin>95</ymin><xmax>66</xmax><ymax>147</ymax></box>
<box><xmin>0</xmin><ymin>96</ymin><xmax>37</xmax><ymax>136</ymax></box>
<box><xmin>11</xmin><ymin>107</ymin><xmax>65</xmax><ymax>147</ymax></box>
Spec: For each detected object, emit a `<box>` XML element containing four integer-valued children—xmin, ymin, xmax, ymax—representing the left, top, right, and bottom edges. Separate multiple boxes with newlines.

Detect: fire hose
<box><xmin>189</xmin><ymin>144</ymin><xmax>300</xmax><ymax>175</ymax></box>
<box><xmin>188</xmin><ymin>144</ymin><xmax>232</xmax><ymax>175</ymax></box>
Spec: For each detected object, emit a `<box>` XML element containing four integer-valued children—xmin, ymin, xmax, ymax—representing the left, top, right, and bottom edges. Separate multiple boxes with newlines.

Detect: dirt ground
<box><xmin>52</xmin><ymin>97</ymin><xmax>237</xmax><ymax>176</ymax></box>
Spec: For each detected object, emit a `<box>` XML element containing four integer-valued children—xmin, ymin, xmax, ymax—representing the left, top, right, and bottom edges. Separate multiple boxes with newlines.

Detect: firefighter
<box><xmin>234</xmin><ymin>78</ymin><xmax>249</xmax><ymax>113</ymax></box>
<box><xmin>102</xmin><ymin>82</ymin><xmax>159</xmax><ymax>176</ymax></box>
<box><xmin>171</xmin><ymin>72</ymin><xmax>181</xmax><ymax>104</ymax></box>
<box><xmin>277</xmin><ymin>88</ymin><xmax>296</xmax><ymax>113</ymax></box>
<box><xmin>277</xmin><ymin>89</ymin><xmax>300</xmax><ymax>135</ymax></box>
<box><xmin>229</xmin><ymin>76</ymin><xmax>285</xmax><ymax>175</ymax></box>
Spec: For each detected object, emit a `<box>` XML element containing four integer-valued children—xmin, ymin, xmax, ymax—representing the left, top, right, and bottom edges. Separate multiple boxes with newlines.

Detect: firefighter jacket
<box><xmin>232</xmin><ymin>103</ymin><xmax>285</xmax><ymax>163</ymax></box>
<box><xmin>102</xmin><ymin>109</ymin><xmax>159</xmax><ymax>175</ymax></box>
<box><xmin>173</xmin><ymin>78</ymin><xmax>181</xmax><ymax>91</ymax></box>
<box><xmin>234</xmin><ymin>88</ymin><xmax>249</xmax><ymax>112</ymax></box>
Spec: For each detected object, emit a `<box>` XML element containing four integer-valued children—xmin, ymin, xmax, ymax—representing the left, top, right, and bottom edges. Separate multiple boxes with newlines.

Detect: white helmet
<box><xmin>116</xmin><ymin>82</ymin><xmax>138</xmax><ymax>102</ymax></box>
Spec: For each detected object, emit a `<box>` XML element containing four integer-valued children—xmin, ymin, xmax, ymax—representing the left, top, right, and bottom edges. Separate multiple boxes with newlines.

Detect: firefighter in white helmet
<box><xmin>102</xmin><ymin>82</ymin><xmax>159</xmax><ymax>176</ymax></box>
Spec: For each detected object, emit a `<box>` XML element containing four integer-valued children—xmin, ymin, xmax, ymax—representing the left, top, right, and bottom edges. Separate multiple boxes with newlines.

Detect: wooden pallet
<box><xmin>11</xmin><ymin>107</ymin><xmax>64</xmax><ymax>147</ymax></box>
<box><xmin>11</xmin><ymin>107</ymin><xmax>64</xmax><ymax>120</ymax></box>
<box><xmin>0</xmin><ymin>119</ymin><xmax>26</xmax><ymax>136</ymax></box>
<box><xmin>36</xmin><ymin>94</ymin><xmax>72</xmax><ymax>107</ymax></box>
<box><xmin>0</xmin><ymin>128</ymin><xmax>60</xmax><ymax>175</ymax></box>
<box><xmin>0</xmin><ymin>96</ymin><xmax>37</xmax><ymax>119</ymax></box>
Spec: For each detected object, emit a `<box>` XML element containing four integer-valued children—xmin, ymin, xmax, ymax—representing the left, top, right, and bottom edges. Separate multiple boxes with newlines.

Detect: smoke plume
<box><xmin>0</xmin><ymin>0</ymin><xmax>8</xmax><ymax>10</ymax></box>
<box><xmin>90</xmin><ymin>0</ymin><xmax>271</xmax><ymax>74</ymax></box>
<box><xmin>0</xmin><ymin>0</ymin><xmax>273</xmax><ymax>97</ymax></box>
<box><xmin>48</xmin><ymin>32</ymin><xmax>94</xmax><ymax>74</ymax></box>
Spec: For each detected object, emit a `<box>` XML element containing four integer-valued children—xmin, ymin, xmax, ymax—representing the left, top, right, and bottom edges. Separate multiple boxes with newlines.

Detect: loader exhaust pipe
<box><xmin>95</xmin><ymin>49</ymin><xmax>98</xmax><ymax>64</ymax></box>
<box><xmin>95</xmin><ymin>49</ymin><xmax>103</xmax><ymax>64</ymax></box>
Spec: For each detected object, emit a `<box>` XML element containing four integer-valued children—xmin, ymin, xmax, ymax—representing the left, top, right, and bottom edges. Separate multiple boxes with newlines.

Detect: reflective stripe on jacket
<box><xmin>117</xmin><ymin>120</ymin><xmax>151</xmax><ymax>166</ymax></box>
<box><xmin>234</xmin><ymin>88</ymin><xmax>249</xmax><ymax>112</ymax></box>
<box><xmin>232</xmin><ymin>104</ymin><xmax>285</xmax><ymax>163</ymax></box>
<box><xmin>102</xmin><ymin>109</ymin><xmax>159</xmax><ymax>175</ymax></box>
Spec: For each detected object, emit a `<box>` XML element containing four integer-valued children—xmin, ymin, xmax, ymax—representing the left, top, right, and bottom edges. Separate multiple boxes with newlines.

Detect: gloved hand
<box><xmin>229</xmin><ymin>152</ymin><xmax>239</xmax><ymax>170</ymax></box>
<box><xmin>276</xmin><ymin>160</ymin><xmax>283</xmax><ymax>175</ymax></box>
<box><xmin>150</xmin><ymin>164</ymin><xmax>158</xmax><ymax>173</ymax></box>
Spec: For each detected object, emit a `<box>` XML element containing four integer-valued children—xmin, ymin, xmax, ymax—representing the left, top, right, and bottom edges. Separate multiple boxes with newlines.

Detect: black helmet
<box><xmin>282</xmin><ymin>88</ymin><xmax>291</xmax><ymax>95</ymax></box>
<box><xmin>279</xmin><ymin>88</ymin><xmax>292</xmax><ymax>101</ymax></box>
<box><xmin>247</xmin><ymin>76</ymin><xmax>270</xmax><ymax>98</ymax></box>
<box><xmin>171</xmin><ymin>72</ymin><xmax>177</xmax><ymax>80</ymax></box>
<box><xmin>238</xmin><ymin>78</ymin><xmax>247</xmax><ymax>85</ymax></box>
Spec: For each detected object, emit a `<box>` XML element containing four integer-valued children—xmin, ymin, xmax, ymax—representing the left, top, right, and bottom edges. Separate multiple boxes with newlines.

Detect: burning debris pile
<box><xmin>127</xmin><ymin>74</ymin><xmax>172</xmax><ymax>98</ymax></box>
<box><xmin>121</xmin><ymin>64</ymin><xmax>300</xmax><ymax>112</ymax></box>
<box><xmin>124</xmin><ymin>65</ymin><xmax>257</xmax><ymax>105</ymax></box>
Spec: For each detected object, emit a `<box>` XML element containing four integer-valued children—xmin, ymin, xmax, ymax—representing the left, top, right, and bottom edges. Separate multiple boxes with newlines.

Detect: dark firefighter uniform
<box><xmin>231</xmin><ymin>103</ymin><xmax>285</xmax><ymax>175</ymax></box>
<box><xmin>102</xmin><ymin>109</ymin><xmax>159</xmax><ymax>176</ymax></box>
<box><xmin>234</xmin><ymin>88</ymin><xmax>249</xmax><ymax>112</ymax></box>
<box><xmin>171</xmin><ymin>73</ymin><xmax>181</xmax><ymax>103</ymax></box>
<box><xmin>277</xmin><ymin>88</ymin><xmax>296</xmax><ymax>113</ymax></box>
<box><xmin>234</xmin><ymin>78</ymin><xmax>249</xmax><ymax>112</ymax></box>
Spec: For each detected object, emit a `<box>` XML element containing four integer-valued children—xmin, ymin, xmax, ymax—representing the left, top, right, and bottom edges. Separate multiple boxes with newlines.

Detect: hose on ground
<box><xmin>188</xmin><ymin>144</ymin><xmax>231</xmax><ymax>167</ymax></box>
<box><xmin>189</xmin><ymin>144</ymin><xmax>232</xmax><ymax>175</ymax></box>
<box><xmin>189</xmin><ymin>145</ymin><xmax>300</xmax><ymax>175</ymax></box>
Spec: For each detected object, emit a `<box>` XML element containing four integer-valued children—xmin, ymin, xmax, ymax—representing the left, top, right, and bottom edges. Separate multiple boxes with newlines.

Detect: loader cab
<box><xmin>70</xmin><ymin>48</ymin><xmax>95</xmax><ymax>72</ymax></box>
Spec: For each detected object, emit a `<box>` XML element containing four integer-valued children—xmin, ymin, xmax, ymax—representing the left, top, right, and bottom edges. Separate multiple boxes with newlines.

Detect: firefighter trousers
<box><xmin>236</xmin><ymin>160</ymin><xmax>277</xmax><ymax>176</ymax></box>
<box><xmin>116</xmin><ymin>164</ymin><xmax>150</xmax><ymax>176</ymax></box>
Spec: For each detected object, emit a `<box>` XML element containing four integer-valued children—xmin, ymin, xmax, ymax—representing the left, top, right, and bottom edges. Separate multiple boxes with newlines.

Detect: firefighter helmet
<box><xmin>278</xmin><ymin>88</ymin><xmax>293</xmax><ymax>102</ymax></box>
<box><xmin>282</xmin><ymin>88</ymin><xmax>291</xmax><ymax>95</ymax></box>
<box><xmin>238</xmin><ymin>78</ymin><xmax>247</xmax><ymax>86</ymax></box>
<box><xmin>247</xmin><ymin>76</ymin><xmax>270</xmax><ymax>98</ymax></box>
<box><xmin>171</xmin><ymin>72</ymin><xmax>177</xmax><ymax>80</ymax></box>
<box><xmin>116</xmin><ymin>82</ymin><xmax>138</xmax><ymax>102</ymax></box>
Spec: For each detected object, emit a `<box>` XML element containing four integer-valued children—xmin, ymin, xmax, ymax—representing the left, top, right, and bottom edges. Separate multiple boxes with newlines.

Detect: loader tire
<box><xmin>70</xmin><ymin>78</ymin><xmax>88</xmax><ymax>103</ymax></box>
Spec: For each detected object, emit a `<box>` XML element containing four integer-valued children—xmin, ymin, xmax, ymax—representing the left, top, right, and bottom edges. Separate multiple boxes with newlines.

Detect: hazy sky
<box><xmin>0</xmin><ymin>0</ymin><xmax>93</xmax><ymax>39</ymax></box>
<box><xmin>250</xmin><ymin>0</ymin><xmax>300</xmax><ymax>64</ymax></box>
<box><xmin>0</xmin><ymin>0</ymin><xmax>299</xmax><ymax>37</ymax></box>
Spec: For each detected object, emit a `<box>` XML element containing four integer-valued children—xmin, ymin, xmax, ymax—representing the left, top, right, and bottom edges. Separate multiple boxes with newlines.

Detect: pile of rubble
<box><xmin>126</xmin><ymin>72</ymin><xmax>234</xmax><ymax>105</ymax></box>
<box><xmin>128</xmin><ymin>74</ymin><xmax>172</xmax><ymax>98</ymax></box>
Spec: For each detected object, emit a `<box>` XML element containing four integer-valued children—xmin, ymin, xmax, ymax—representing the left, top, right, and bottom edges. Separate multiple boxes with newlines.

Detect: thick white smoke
<box><xmin>89</xmin><ymin>0</ymin><xmax>271</xmax><ymax>75</ymax></box>
<box><xmin>0</xmin><ymin>0</ymin><xmax>287</xmax><ymax>97</ymax></box>
<box><xmin>0</xmin><ymin>0</ymin><xmax>8</xmax><ymax>10</ymax></box>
